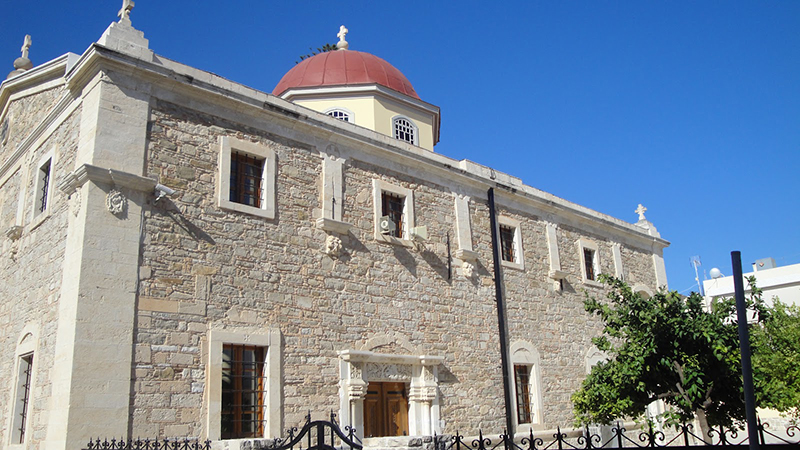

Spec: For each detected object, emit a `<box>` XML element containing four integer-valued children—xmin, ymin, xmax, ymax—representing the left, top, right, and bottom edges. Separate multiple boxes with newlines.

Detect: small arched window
<box><xmin>392</xmin><ymin>117</ymin><xmax>417</xmax><ymax>145</ymax></box>
<box><xmin>325</xmin><ymin>108</ymin><xmax>351</xmax><ymax>123</ymax></box>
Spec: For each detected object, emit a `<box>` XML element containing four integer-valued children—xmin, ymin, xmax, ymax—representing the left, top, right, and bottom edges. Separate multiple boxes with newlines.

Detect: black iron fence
<box><xmin>270</xmin><ymin>412</ymin><xmax>362</xmax><ymax>450</ymax></box>
<box><xmin>440</xmin><ymin>420</ymin><xmax>800</xmax><ymax>450</ymax></box>
<box><xmin>84</xmin><ymin>438</ymin><xmax>211</xmax><ymax>450</ymax></box>
<box><xmin>84</xmin><ymin>415</ymin><xmax>800</xmax><ymax>450</ymax></box>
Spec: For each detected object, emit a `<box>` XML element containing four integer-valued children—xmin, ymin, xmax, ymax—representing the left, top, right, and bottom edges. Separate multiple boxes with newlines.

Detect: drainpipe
<box><xmin>488</xmin><ymin>187</ymin><xmax>515</xmax><ymax>435</ymax></box>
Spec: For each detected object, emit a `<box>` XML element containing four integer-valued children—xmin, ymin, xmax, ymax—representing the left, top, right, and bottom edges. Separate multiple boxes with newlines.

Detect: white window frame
<box><xmin>206</xmin><ymin>328</ymin><xmax>282</xmax><ymax>441</ymax></box>
<box><xmin>392</xmin><ymin>116</ymin><xmax>418</xmax><ymax>146</ymax></box>
<box><xmin>510</xmin><ymin>341</ymin><xmax>543</xmax><ymax>429</ymax></box>
<box><xmin>7</xmin><ymin>325</ymin><xmax>38</xmax><ymax>448</ymax></box>
<box><xmin>497</xmin><ymin>216</ymin><xmax>524</xmax><ymax>270</ymax></box>
<box><xmin>32</xmin><ymin>148</ymin><xmax>55</xmax><ymax>225</ymax></box>
<box><xmin>372</xmin><ymin>179</ymin><xmax>414</xmax><ymax>246</ymax></box>
<box><xmin>217</xmin><ymin>136</ymin><xmax>276</xmax><ymax>219</ymax></box>
<box><xmin>577</xmin><ymin>238</ymin><xmax>602</xmax><ymax>286</ymax></box>
<box><xmin>324</xmin><ymin>107</ymin><xmax>354</xmax><ymax>123</ymax></box>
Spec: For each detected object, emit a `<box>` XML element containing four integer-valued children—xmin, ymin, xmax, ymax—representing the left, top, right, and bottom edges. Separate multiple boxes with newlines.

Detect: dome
<box><xmin>273</xmin><ymin>50</ymin><xmax>420</xmax><ymax>100</ymax></box>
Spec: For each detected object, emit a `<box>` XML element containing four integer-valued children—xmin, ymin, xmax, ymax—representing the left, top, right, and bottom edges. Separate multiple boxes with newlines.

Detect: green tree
<box><xmin>571</xmin><ymin>275</ymin><xmax>767</xmax><ymax>435</ymax></box>
<box><xmin>752</xmin><ymin>299</ymin><xmax>800</xmax><ymax>419</ymax></box>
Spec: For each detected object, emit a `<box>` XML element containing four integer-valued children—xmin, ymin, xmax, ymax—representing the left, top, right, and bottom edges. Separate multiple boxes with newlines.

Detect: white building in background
<box><xmin>703</xmin><ymin>257</ymin><xmax>800</xmax><ymax>308</ymax></box>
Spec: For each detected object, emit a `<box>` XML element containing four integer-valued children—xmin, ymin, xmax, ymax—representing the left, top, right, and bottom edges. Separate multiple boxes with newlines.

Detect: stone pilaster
<box><xmin>45</xmin><ymin>48</ymin><xmax>151</xmax><ymax>450</ymax></box>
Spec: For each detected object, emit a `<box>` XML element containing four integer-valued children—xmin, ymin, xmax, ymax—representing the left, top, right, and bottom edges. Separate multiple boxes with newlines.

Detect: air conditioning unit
<box><xmin>379</xmin><ymin>216</ymin><xmax>396</xmax><ymax>235</ymax></box>
<box><xmin>410</xmin><ymin>226</ymin><xmax>428</xmax><ymax>242</ymax></box>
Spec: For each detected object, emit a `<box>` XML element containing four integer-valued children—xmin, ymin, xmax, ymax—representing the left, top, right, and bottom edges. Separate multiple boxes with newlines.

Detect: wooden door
<box><xmin>364</xmin><ymin>382</ymin><xmax>409</xmax><ymax>437</ymax></box>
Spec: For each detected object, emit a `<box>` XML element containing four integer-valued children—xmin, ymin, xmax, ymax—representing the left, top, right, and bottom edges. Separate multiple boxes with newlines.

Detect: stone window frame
<box><xmin>509</xmin><ymin>341</ymin><xmax>543</xmax><ymax>429</ymax></box>
<box><xmin>7</xmin><ymin>325</ymin><xmax>38</xmax><ymax>449</ymax></box>
<box><xmin>392</xmin><ymin>116</ymin><xmax>418</xmax><ymax>146</ymax></box>
<box><xmin>206</xmin><ymin>329</ymin><xmax>282</xmax><ymax>441</ymax></box>
<box><xmin>576</xmin><ymin>238</ymin><xmax>602</xmax><ymax>287</ymax></box>
<box><xmin>497</xmin><ymin>216</ymin><xmax>524</xmax><ymax>271</ymax></box>
<box><xmin>324</xmin><ymin>107</ymin><xmax>354</xmax><ymax>123</ymax></box>
<box><xmin>217</xmin><ymin>136</ymin><xmax>276</xmax><ymax>219</ymax></box>
<box><xmin>31</xmin><ymin>147</ymin><xmax>55</xmax><ymax>226</ymax></box>
<box><xmin>372</xmin><ymin>179</ymin><xmax>415</xmax><ymax>247</ymax></box>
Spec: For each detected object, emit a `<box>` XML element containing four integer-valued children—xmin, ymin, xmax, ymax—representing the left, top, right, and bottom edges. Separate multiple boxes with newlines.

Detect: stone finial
<box><xmin>118</xmin><ymin>0</ymin><xmax>135</xmax><ymax>25</ymax></box>
<box><xmin>7</xmin><ymin>35</ymin><xmax>33</xmax><ymax>79</ymax></box>
<box><xmin>336</xmin><ymin>25</ymin><xmax>349</xmax><ymax>50</ymax></box>
<box><xmin>635</xmin><ymin>204</ymin><xmax>647</xmax><ymax>221</ymax></box>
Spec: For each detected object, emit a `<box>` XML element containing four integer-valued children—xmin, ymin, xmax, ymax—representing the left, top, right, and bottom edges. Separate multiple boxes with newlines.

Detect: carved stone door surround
<box><xmin>338</xmin><ymin>349</ymin><xmax>443</xmax><ymax>438</ymax></box>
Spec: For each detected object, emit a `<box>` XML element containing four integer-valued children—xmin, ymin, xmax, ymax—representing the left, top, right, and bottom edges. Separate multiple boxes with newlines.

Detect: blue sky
<box><xmin>2</xmin><ymin>1</ymin><xmax>798</xmax><ymax>294</ymax></box>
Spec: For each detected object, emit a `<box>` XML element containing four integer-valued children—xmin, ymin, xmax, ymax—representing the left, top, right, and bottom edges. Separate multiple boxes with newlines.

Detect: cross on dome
<box><xmin>118</xmin><ymin>0</ymin><xmax>134</xmax><ymax>24</ymax></box>
<box><xmin>336</xmin><ymin>25</ymin><xmax>349</xmax><ymax>50</ymax></box>
<box><xmin>21</xmin><ymin>35</ymin><xmax>31</xmax><ymax>59</ymax></box>
<box><xmin>635</xmin><ymin>204</ymin><xmax>647</xmax><ymax>221</ymax></box>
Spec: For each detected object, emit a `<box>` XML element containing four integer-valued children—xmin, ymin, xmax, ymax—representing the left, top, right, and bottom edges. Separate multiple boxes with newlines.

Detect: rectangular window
<box><xmin>381</xmin><ymin>192</ymin><xmax>405</xmax><ymax>238</ymax></box>
<box><xmin>13</xmin><ymin>353</ymin><xmax>34</xmax><ymax>444</ymax></box>
<box><xmin>217</xmin><ymin>136</ymin><xmax>276</xmax><ymax>219</ymax></box>
<box><xmin>514</xmin><ymin>364</ymin><xmax>532</xmax><ymax>424</ymax></box>
<box><xmin>230</xmin><ymin>152</ymin><xmax>264</xmax><ymax>208</ymax></box>
<box><xmin>36</xmin><ymin>159</ymin><xmax>52</xmax><ymax>215</ymax></box>
<box><xmin>221</xmin><ymin>344</ymin><xmax>266</xmax><ymax>440</ymax></box>
<box><xmin>584</xmin><ymin>248</ymin><xmax>596</xmax><ymax>281</ymax></box>
<box><xmin>500</xmin><ymin>225</ymin><xmax>516</xmax><ymax>262</ymax></box>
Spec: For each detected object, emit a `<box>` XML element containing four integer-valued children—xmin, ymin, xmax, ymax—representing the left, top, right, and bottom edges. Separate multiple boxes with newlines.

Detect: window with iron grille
<box><xmin>218</xmin><ymin>137</ymin><xmax>276</xmax><ymax>219</ymax></box>
<box><xmin>393</xmin><ymin>117</ymin><xmax>416</xmax><ymax>145</ymax></box>
<box><xmin>514</xmin><ymin>364</ymin><xmax>532</xmax><ymax>424</ymax></box>
<box><xmin>36</xmin><ymin>159</ymin><xmax>51</xmax><ymax>214</ymax></box>
<box><xmin>229</xmin><ymin>152</ymin><xmax>264</xmax><ymax>208</ymax></box>
<box><xmin>327</xmin><ymin>109</ymin><xmax>351</xmax><ymax>122</ymax></box>
<box><xmin>13</xmin><ymin>353</ymin><xmax>33</xmax><ymax>444</ymax></box>
<box><xmin>499</xmin><ymin>225</ymin><xmax>516</xmax><ymax>262</ymax></box>
<box><xmin>0</xmin><ymin>118</ymin><xmax>8</xmax><ymax>144</ymax></box>
<box><xmin>583</xmin><ymin>248</ymin><xmax>596</xmax><ymax>281</ymax></box>
<box><xmin>221</xmin><ymin>344</ymin><xmax>266</xmax><ymax>439</ymax></box>
<box><xmin>381</xmin><ymin>191</ymin><xmax>405</xmax><ymax>238</ymax></box>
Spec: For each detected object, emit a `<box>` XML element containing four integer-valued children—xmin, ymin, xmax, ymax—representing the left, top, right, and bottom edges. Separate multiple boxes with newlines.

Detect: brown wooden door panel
<box><xmin>364</xmin><ymin>382</ymin><xmax>408</xmax><ymax>437</ymax></box>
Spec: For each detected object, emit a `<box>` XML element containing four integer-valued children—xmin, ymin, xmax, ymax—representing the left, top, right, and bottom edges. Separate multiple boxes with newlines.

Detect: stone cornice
<box><xmin>58</xmin><ymin>163</ymin><xmax>157</xmax><ymax>195</ymax></box>
<box><xmin>338</xmin><ymin>349</ymin><xmax>444</xmax><ymax>366</ymax></box>
<box><xmin>0</xmin><ymin>53</ymin><xmax>78</xmax><ymax>115</ymax></box>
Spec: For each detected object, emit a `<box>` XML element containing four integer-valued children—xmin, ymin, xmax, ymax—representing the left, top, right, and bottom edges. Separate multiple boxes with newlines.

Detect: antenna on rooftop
<box><xmin>690</xmin><ymin>256</ymin><xmax>705</xmax><ymax>296</ymax></box>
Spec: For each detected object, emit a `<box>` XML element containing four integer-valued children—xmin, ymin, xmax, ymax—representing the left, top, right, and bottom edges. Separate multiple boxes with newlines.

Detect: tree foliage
<box><xmin>296</xmin><ymin>43</ymin><xmax>338</xmax><ymax>64</ymax></box>
<box><xmin>571</xmin><ymin>275</ymin><xmax>768</xmax><ymax>431</ymax></box>
<box><xmin>752</xmin><ymin>299</ymin><xmax>800</xmax><ymax>419</ymax></box>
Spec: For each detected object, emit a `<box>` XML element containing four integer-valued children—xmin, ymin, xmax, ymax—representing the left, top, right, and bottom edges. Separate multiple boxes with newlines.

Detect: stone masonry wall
<box><xmin>0</xmin><ymin>86</ymin><xmax>65</xmax><ymax>165</ymax></box>
<box><xmin>131</xmin><ymin>99</ymin><xmax>661</xmax><ymax>438</ymax></box>
<box><xmin>0</xmin><ymin>105</ymin><xmax>80</xmax><ymax>449</ymax></box>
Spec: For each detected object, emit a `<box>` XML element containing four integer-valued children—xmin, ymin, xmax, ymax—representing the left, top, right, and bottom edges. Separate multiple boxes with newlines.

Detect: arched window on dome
<box><xmin>325</xmin><ymin>108</ymin><xmax>353</xmax><ymax>123</ymax></box>
<box><xmin>392</xmin><ymin>116</ymin><xmax>418</xmax><ymax>145</ymax></box>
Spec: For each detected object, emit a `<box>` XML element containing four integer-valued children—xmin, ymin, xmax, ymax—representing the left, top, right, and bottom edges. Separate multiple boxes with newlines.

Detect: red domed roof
<box><xmin>273</xmin><ymin>50</ymin><xmax>420</xmax><ymax>100</ymax></box>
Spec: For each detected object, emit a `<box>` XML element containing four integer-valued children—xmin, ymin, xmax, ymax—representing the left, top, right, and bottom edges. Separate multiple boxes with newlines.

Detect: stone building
<box><xmin>0</xmin><ymin>8</ymin><xmax>669</xmax><ymax>450</ymax></box>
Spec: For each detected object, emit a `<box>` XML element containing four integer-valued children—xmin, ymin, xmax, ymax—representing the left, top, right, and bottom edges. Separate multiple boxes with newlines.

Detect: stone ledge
<box><xmin>548</xmin><ymin>269</ymin><xmax>567</xmax><ymax>280</ymax></box>
<box><xmin>59</xmin><ymin>163</ymin><xmax>157</xmax><ymax>195</ymax></box>
<box><xmin>455</xmin><ymin>248</ymin><xmax>478</xmax><ymax>262</ymax></box>
<box><xmin>316</xmin><ymin>217</ymin><xmax>353</xmax><ymax>235</ymax></box>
